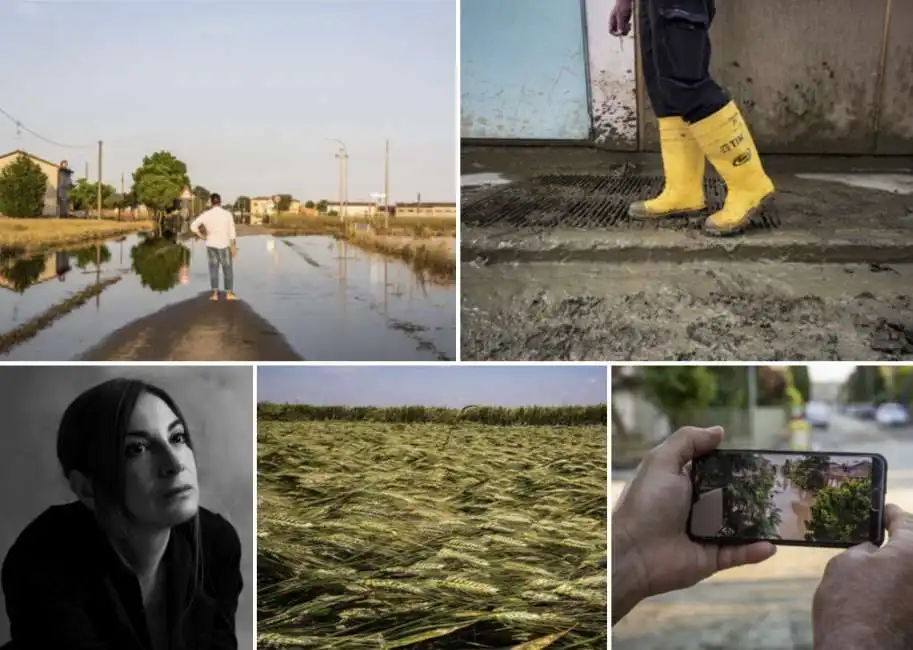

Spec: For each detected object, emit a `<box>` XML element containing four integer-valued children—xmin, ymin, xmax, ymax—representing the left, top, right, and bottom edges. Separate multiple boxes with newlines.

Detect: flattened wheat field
<box><xmin>257</xmin><ymin>405</ymin><xmax>608</xmax><ymax>649</ymax></box>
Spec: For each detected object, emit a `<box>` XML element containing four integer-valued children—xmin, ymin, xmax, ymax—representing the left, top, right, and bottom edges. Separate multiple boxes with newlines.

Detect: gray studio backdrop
<box><xmin>0</xmin><ymin>366</ymin><xmax>254</xmax><ymax>649</ymax></box>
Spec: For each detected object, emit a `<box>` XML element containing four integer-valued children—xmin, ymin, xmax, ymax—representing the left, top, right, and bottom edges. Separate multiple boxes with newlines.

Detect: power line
<box><xmin>0</xmin><ymin>104</ymin><xmax>94</xmax><ymax>150</ymax></box>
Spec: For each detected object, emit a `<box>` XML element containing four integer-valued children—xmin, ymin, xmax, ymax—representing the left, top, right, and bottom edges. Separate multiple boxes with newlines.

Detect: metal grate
<box><xmin>461</xmin><ymin>173</ymin><xmax>780</xmax><ymax>231</ymax></box>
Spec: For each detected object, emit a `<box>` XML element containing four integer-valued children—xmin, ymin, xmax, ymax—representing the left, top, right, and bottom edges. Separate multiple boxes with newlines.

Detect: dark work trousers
<box><xmin>639</xmin><ymin>0</ymin><xmax>730</xmax><ymax>123</ymax></box>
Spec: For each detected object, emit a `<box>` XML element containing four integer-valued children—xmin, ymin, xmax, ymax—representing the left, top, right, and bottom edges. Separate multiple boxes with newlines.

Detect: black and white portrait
<box><xmin>0</xmin><ymin>366</ymin><xmax>254</xmax><ymax>650</ymax></box>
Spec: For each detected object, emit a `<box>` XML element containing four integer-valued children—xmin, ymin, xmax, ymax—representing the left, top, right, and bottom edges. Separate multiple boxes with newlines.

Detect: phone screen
<box><xmin>688</xmin><ymin>450</ymin><xmax>886</xmax><ymax>547</ymax></box>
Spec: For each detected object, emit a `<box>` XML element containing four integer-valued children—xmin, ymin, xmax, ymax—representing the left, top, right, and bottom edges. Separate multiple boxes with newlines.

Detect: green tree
<box><xmin>305</xmin><ymin>200</ymin><xmax>315</xmax><ymax>209</ymax></box>
<box><xmin>70</xmin><ymin>179</ymin><xmax>116</xmax><ymax>213</ymax></box>
<box><xmin>317</xmin><ymin>200</ymin><xmax>328</xmax><ymax>214</ymax></box>
<box><xmin>640</xmin><ymin>367</ymin><xmax>718</xmax><ymax>429</ymax></box>
<box><xmin>786</xmin><ymin>455</ymin><xmax>831</xmax><ymax>491</ymax></box>
<box><xmin>192</xmin><ymin>185</ymin><xmax>210</xmax><ymax>202</ymax></box>
<box><xmin>792</xmin><ymin>366</ymin><xmax>812</xmax><ymax>403</ymax></box>
<box><xmin>696</xmin><ymin>453</ymin><xmax>782</xmax><ymax>538</ymax></box>
<box><xmin>0</xmin><ymin>154</ymin><xmax>48</xmax><ymax>218</ymax></box>
<box><xmin>73</xmin><ymin>244</ymin><xmax>112</xmax><ymax>269</ymax></box>
<box><xmin>805</xmin><ymin>478</ymin><xmax>872</xmax><ymax>543</ymax></box>
<box><xmin>130</xmin><ymin>234</ymin><xmax>190</xmax><ymax>292</ymax></box>
<box><xmin>235</xmin><ymin>196</ymin><xmax>251</xmax><ymax>212</ymax></box>
<box><xmin>276</xmin><ymin>194</ymin><xmax>293</xmax><ymax>212</ymax></box>
<box><xmin>0</xmin><ymin>253</ymin><xmax>47</xmax><ymax>292</ymax></box>
<box><xmin>133</xmin><ymin>151</ymin><xmax>191</xmax><ymax>216</ymax></box>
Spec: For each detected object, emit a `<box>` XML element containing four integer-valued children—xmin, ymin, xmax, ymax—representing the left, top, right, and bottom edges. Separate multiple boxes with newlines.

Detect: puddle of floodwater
<box><xmin>0</xmin><ymin>232</ymin><xmax>455</xmax><ymax>361</ymax></box>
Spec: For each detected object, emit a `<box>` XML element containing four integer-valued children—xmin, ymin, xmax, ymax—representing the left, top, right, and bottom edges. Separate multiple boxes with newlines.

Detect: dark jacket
<box><xmin>57</xmin><ymin>167</ymin><xmax>74</xmax><ymax>197</ymax></box>
<box><xmin>1</xmin><ymin>502</ymin><xmax>242</xmax><ymax>650</ymax></box>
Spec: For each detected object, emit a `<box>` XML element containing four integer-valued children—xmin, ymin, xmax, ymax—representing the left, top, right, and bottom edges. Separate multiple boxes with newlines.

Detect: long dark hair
<box><xmin>56</xmin><ymin>378</ymin><xmax>203</xmax><ymax>616</ymax></box>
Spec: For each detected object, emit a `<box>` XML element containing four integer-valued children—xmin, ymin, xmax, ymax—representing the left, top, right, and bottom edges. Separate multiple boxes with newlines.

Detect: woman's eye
<box><xmin>172</xmin><ymin>431</ymin><xmax>189</xmax><ymax>445</ymax></box>
<box><xmin>125</xmin><ymin>442</ymin><xmax>147</xmax><ymax>457</ymax></box>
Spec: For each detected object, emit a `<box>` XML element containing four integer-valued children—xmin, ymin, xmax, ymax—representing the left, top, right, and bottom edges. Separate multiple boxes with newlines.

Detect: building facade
<box><xmin>461</xmin><ymin>0</ymin><xmax>913</xmax><ymax>154</ymax></box>
<box><xmin>0</xmin><ymin>150</ymin><xmax>63</xmax><ymax>216</ymax></box>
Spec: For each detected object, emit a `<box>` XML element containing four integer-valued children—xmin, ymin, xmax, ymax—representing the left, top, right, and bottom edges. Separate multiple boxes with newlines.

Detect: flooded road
<box><xmin>0</xmin><ymin>232</ymin><xmax>456</xmax><ymax>361</ymax></box>
<box><xmin>771</xmin><ymin>479</ymin><xmax>811</xmax><ymax>541</ymax></box>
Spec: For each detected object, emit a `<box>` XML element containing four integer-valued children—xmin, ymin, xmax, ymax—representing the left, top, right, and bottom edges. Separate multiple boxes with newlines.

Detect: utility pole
<box><xmin>330</xmin><ymin>139</ymin><xmax>348</xmax><ymax>222</ymax></box>
<box><xmin>384</xmin><ymin>139</ymin><xmax>390</xmax><ymax>229</ymax></box>
<box><xmin>96</xmin><ymin>140</ymin><xmax>103</xmax><ymax>220</ymax></box>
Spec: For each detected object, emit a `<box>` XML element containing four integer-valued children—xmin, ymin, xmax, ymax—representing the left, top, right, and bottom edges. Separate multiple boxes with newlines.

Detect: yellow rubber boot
<box><xmin>689</xmin><ymin>101</ymin><xmax>776</xmax><ymax>236</ymax></box>
<box><xmin>629</xmin><ymin>116</ymin><xmax>706</xmax><ymax>219</ymax></box>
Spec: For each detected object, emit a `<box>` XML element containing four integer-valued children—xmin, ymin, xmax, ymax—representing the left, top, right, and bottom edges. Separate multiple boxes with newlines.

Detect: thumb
<box><xmin>716</xmin><ymin>542</ymin><xmax>777</xmax><ymax>573</ymax></box>
<box><xmin>651</xmin><ymin>426</ymin><xmax>724</xmax><ymax>473</ymax></box>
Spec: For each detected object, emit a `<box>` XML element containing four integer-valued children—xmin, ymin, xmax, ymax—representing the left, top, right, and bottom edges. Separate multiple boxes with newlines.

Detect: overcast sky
<box><xmin>258</xmin><ymin>365</ymin><xmax>607</xmax><ymax>406</ymax></box>
<box><xmin>806</xmin><ymin>363</ymin><xmax>857</xmax><ymax>384</ymax></box>
<box><xmin>0</xmin><ymin>0</ymin><xmax>455</xmax><ymax>203</ymax></box>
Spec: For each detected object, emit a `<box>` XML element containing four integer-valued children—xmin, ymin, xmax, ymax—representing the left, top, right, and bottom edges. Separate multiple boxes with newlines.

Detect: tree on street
<box><xmin>133</xmin><ymin>151</ymin><xmax>191</xmax><ymax>217</ymax></box>
<box><xmin>235</xmin><ymin>196</ymin><xmax>251</xmax><ymax>212</ymax></box>
<box><xmin>0</xmin><ymin>154</ymin><xmax>48</xmax><ymax>218</ymax></box>
<box><xmin>805</xmin><ymin>478</ymin><xmax>873</xmax><ymax>543</ymax></box>
<box><xmin>276</xmin><ymin>194</ymin><xmax>293</xmax><ymax>212</ymax></box>
<box><xmin>70</xmin><ymin>179</ymin><xmax>117</xmax><ymax>214</ymax></box>
<box><xmin>696</xmin><ymin>453</ymin><xmax>782</xmax><ymax>538</ymax></box>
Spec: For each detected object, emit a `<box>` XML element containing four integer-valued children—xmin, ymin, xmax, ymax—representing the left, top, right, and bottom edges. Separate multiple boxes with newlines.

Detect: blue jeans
<box><xmin>206</xmin><ymin>246</ymin><xmax>233</xmax><ymax>292</ymax></box>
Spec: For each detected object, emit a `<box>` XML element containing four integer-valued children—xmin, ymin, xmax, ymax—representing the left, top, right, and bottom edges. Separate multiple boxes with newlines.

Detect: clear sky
<box><xmin>258</xmin><ymin>365</ymin><xmax>607</xmax><ymax>406</ymax></box>
<box><xmin>0</xmin><ymin>0</ymin><xmax>456</xmax><ymax>203</ymax></box>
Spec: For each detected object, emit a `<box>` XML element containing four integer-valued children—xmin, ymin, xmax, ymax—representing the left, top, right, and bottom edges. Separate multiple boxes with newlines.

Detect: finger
<box><xmin>846</xmin><ymin>541</ymin><xmax>880</xmax><ymax>555</ymax></box>
<box><xmin>885</xmin><ymin>503</ymin><xmax>912</xmax><ymax>534</ymax></box>
<box><xmin>651</xmin><ymin>426</ymin><xmax>724</xmax><ymax>472</ymax></box>
<box><xmin>716</xmin><ymin>542</ymin><xmax>777</xmax><ymax>572</ymax></box>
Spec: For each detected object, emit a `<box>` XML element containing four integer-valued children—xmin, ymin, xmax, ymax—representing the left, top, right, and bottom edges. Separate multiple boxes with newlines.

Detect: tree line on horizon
<box><xmin>257</xmin><ymin>402</ymin><xmax>608</xmax><ymax>426</ymax></box>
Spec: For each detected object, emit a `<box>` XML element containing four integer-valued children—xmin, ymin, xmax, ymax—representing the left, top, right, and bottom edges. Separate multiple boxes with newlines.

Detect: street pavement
<box><xmin>611</xmin><ymin>414</ymin><xmax>913</xmax><ymax>649</ymax></box>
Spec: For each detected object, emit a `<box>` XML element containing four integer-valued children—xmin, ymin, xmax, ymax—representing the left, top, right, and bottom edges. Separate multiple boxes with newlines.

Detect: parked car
<box><xmin>875</xmin><ymin>402</ymin><xmax>910</xmax><ymax>427</ymax></box>
<box><xmin>805</xmin><ymin>401</ymin><xmax>831</xmax><ymax>429</ymax></box>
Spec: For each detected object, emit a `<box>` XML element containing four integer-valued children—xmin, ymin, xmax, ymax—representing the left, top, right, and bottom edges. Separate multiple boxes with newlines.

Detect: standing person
<box><xmin>609</xmin><ymin>0</ymin><xmax>775</xmax><ymax>236</ymax></box>
<box><xmin>190</xmin><ymin>193</ymin><xmax>238</xmax><ymax>302</ymax></box>
<box><xmin>1</xmin><ymin>378</ymin><xmax>243</xmax><ymax>649</ymax></box>
<box><xmin>57</xmin><ymin>160</ymin><xmax>74</xmax><ymax>218</ymax></box>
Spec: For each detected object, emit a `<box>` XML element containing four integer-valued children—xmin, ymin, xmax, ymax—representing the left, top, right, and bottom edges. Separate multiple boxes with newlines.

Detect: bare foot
<box><xmin>210</xmin><ymin>291</ymin><xmax>219</xmax><ymax>301</ymax></box>
<box><xmin>226</xmin><ymin>292</ymin><xmax>239</xmax><ymax>301</ymax></box>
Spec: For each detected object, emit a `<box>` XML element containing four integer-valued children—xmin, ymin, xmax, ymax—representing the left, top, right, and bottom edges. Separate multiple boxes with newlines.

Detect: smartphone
<box><xmin>687</xmin><ymin>449</ymin><xmax>887</xmax><ymax>548</ymax></box>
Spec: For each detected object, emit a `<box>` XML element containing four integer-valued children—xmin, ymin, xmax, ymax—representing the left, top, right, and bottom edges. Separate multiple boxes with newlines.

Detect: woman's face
<box><xmin>122</xmin><ymin>391</ymin><xmax>199</xmax><ymax>528</ymax></box>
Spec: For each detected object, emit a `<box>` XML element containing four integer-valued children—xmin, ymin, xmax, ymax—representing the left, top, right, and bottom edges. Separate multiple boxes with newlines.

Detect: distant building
<box><xmin>0</xmin><ymin>149</ymin><xmax>62</xmax><ymax>216</ymax></box>
<box><xmin>393</xmin><ymin>202</ymin><xmax>457</xmax><ymax>219</ymax></box>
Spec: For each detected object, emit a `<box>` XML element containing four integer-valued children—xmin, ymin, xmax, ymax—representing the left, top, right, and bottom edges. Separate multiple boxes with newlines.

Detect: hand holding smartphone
<box><xmin>687</xmin><ymin>450</ymin><xmax>887</xmax><ymax>548</ymax></box>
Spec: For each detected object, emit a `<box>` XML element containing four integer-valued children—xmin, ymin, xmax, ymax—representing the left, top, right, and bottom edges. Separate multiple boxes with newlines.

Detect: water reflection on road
<box><xmin>0</xmin><ymin>232</ymin><xmax>455</xmax><ymax>360</ymax></box>
<box><xmin>771</xmin><ymin>479</ymin><xmax>810</xmax><ymax>540</ymax></box>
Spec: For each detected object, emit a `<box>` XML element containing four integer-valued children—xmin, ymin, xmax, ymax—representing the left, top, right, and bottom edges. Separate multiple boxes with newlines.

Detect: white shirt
<box><xmin>190</xmin><ymin>206</ymin><xmax>237</xmax><ymax>250</ymax></box>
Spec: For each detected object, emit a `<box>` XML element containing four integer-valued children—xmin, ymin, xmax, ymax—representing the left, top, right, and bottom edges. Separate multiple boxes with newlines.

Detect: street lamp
<box><xmin>327</xmin><ymin>138</ymin><xmax>348</xmax><ymax>222</ymax></box>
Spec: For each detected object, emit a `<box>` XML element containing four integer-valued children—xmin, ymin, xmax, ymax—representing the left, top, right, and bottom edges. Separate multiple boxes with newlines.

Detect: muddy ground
<box><xmin>460</xmin><ymin>147</ymin><xmax>913</xmax><ymax>361</ymax></box>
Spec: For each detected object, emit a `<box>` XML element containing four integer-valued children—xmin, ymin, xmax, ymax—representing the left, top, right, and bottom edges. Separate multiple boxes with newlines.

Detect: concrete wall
<box><xmin>463</xmin><ymin>0</ymin><xmax>913</xmax><ymax>154</ymax></box>
<box><xmin>585</xmin><ymin>0</ymin><xmax>637</xmax><ymax>148</ymax></box>
<box><xmin>461</xmin><ymin>0</ymin><xmax>592</xmax><ymax>139</ymax></box>
<box><xmin>877</xmin><ymin>0</ymin><xmax>913</xmax><ymax>153</ymax></box>
<box><xmin>0</xmin><ymin>367</ymin><xmax>254</xmax><ymax>649</ymax></box>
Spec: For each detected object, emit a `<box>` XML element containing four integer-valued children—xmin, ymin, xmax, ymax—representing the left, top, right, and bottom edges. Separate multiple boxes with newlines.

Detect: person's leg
<box><xmin>206</xmin><ymin>246</ymin><xmax>220</xmax><ymax>299</ymax></box>
<box><xmin>653</xmin><ymin>0</ymin><xmax>774</xmax><ymax>235</ymax></box>
<box><xmin>219</xmin><ymin>248</ymin><xmax>236</xmax><ymax>297</ymax></box>
<box><xmin>651</xmin><ymin>0</ymin><xmax>727</xmax><ymax>123</ymax></box>
<box><xmin>629</xmin><ymin>0</ymin><xmax>707</xmax><ymax>220</ymax></box>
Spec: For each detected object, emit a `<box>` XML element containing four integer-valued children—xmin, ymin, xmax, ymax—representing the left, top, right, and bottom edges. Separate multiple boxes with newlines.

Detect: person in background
<box><xmin>609</xmin><ymin>0</ymin><xmax>775</xmax><ymax>236</ymax></box>
<box><xmin>190</xmin><ymin>193</ymin><xmax>238</xmax><ymax>302</ymax></box>
<box><xmin>612</xmin><ymin>426</ymin><xmax>913</xmax><ymax>650</ymax></box>
<box><xmin>57</xmin><ymin>160</ymin><xmax>74</xmax><ymax>219</ymax></box>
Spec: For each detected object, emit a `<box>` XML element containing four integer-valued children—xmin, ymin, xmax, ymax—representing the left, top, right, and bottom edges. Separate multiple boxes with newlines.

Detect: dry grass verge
<box><xmin>347</xmin><ymin>233</ymin><xmax>455</xmax><ymax>281</ymax></box>
<box><xmin>0</xmin><ymin>277</ymin><xmax>122</xmax><ymax>354</ymax></box>
<box><xmin>0</xmin><ymin>218</ymin><xmax>153</xmax><ymax>250</ymax></box>
<box><xmin>267</xmin><ymin>213</ymin><xmax>456</xmax><ymax>238</ymax></box>
<box><xmin>257</xmin><ymin>420</ymin><xmax>607</xmax><ymax>649</ymax></box>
